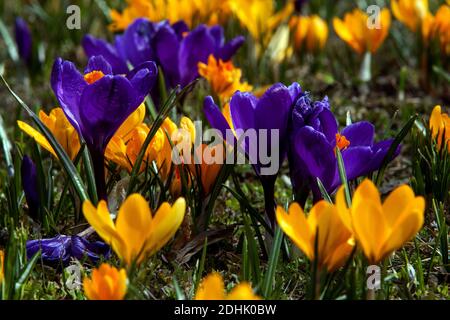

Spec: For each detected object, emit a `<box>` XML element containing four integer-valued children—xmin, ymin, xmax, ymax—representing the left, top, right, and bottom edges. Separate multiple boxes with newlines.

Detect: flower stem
<box><xmin>91</xmin><ymin>150</ymin><xmax>107</xmax><ymax>201</ymax></box>
<box><xmin>262</xmin><ymin>178</ymin><xmax>276</xmax><ymax>229</ymax></box>
<box><xmin>359</xmin><ymin>51</ymin><xmax>372</xmax><ymax>83</ymax></box>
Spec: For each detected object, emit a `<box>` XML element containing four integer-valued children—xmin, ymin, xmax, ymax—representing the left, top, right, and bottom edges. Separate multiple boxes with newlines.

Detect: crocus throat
<box><xmin>335</xmin><ymin>133</ymin><xmax>350</xmax><ymax>152</ymax></box>
<box><xmin>84</xmin><ymin>70</ymin><xmax>105</xmax><ymax>84</ymax></box>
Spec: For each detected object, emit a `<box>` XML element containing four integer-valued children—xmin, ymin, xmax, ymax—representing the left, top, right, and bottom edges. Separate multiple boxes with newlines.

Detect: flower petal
<box><xmin>51</xmin><ymin>58</ymin><xmax>86</xmax><ymax>132</ymax></box>
<box><xmin>195</xmin><ymin>273</ymin><xmax>225</xmax><ymax>300</ymax></box>
<box><xmin>276</xmin><ymin>203</ymin><xmax>314</xmax><ymax>260</ymax></box>
<box><xmin>115</xmin><ymin>194</ymin><xmax>153</xmax><ymax>264</ymax></box>
<box><xmin>203</xmin><ymin>96</ymin><xmax>232</xmax><ymax>142</ymax></box>
<box><xmin>148</xmin><ymin>197</ymin><xmax>186</xmax><ymax>254</ymax></box>
<box><xmin>340</xmin><ymin>121</ymin><xmax>375</xmax><ymax>147</ymax></box>
<box><xmin>84</xmin><ymin>55</ymin><xmax>113</xmax><ymax>75</ymax></box>
<box><xmin>82</xmin><ymin>35</ymin><xmax>129</xmax><ymax>74</ymax></box>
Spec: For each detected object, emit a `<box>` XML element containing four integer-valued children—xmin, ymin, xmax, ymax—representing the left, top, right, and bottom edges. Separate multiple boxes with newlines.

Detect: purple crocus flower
<box><xmin>204</xmin><ymin>83</ymin><xmax>301</xmax><ymax>226</ymax></box>
<box><xmin>177</xmin><ymin>23</ymin><xmax>244</xmax><ymax>87</ymax></box>
<box><xmin>82</xmin><ymin>35</ymin><xmax>129</xmax><ymax>74</ymax></box>
<box><xmin>15</xmin><ymin>17</ymin><xmax>32</xmax><ymax>64</ymax></box>
<box><xmin>51</xmin><ymin>55</ymin><xmax>157</xmax><ymax>199</ymax></box>
<box><xmin>83</xmin><ymin>19</ymin><xmax>244</xmax><ymax>89</ymax></box>
<box><xmin>21</xmin><ymin>155</ymin><xmax>39</xmax><ymax>220</ymax></box>
<box><xmin>289</xmin><ymin>92</ymin><xmax>401</xmax><ymax>202</ymax></box>
<box><xmin>27</xmin><ymin>235</ymin><xmax>110</xmax><ymax>267</ymax></box>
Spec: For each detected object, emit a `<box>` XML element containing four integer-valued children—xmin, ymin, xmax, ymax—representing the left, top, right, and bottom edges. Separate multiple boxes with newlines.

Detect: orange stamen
<box><xmin>84</xmin><ymin>70</ymin><xmax>105</xmax><ymax>84</ymax></box>
<box><xmin>335</xmin><ymin>133</ymin><xmax>350</xmax><ymax>152</ymax></box>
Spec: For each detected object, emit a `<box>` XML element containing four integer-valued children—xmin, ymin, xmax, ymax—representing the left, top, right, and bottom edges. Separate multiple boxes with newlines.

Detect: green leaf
<box><xmin>335</xmin><ymin>147</ymin><xmax>351</xmax><ymax>207</ymax></box>
<box><xmin>262</xmin><ymin>226</ymin><xmax>283</xmax><ymax>298</ymax></box>
<box><xmin>173</xmin><ymin>277</ymin><xmax>186</xmax><ymax>300</ymax></box>
<box><xmin>93</xmin><ymin>0</ymin><xmax>111</xmax><ymax>21</ymax></box>
<box><xmin>0</xmin><ymin>75</ymin><xmax>89</xmax><ymax>202</ymax></box>
<box><xmin>243</xmin><ymin>213</ymin><xmax>261</xmax><ymax>285</ymax></box>
<box><xmin>82</xmin><ymin>145</ymin><xmax>98</xmax><ymax>205</ymax></box>
<box><xmin>14</xmin><ymin>251</ymin><xmax>40</xmax><ymax>299</ymax></box>
<box><xmin>194</xmin><ymin>237</ymin><xmax>208</xmax><ymax>293</ymax></box>
<box><xmin>0</xmin><ymin>18</ymin><xmax>19</xmax><ymax>62</ymax></box>
<box><xmin>0</xmin><ymin>114</ymin><xmax>14</xmax><ymax>177</ymax></box>
<box><xmin>432</xmin><ymin>65</ymin><xmax>450</xmax><ymax>84</ymax></box>
<box><xmin>316</xmin><ymin>178</ymin><xmax>332</xmax><ymax>203</ymax></box>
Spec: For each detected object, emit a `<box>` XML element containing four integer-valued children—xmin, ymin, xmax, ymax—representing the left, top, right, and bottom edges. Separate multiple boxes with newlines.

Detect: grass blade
<box><xmin>82</xmin><ymin>145</ymin><xmax>98</xmax><ymax>205</ymax></box>
<box><xmin>0</xmin><ymin>114</ymin><xmax>14</xmax><ymax>177</ymax></box>
<box><xmin>335</xmin><ymin>147</ymin><xmax>351</xmax><ymax>206</ymax></box>
<box><xmin>127</xmin><ymin>80</ymin><xmax>198</xmax><ymax>195</ymax></box>
<box><xmin>14</xmin><ymin>251</ymin><xmax>40</xmax><ymax>299</ymax></box>
<box><xmin>0</xmin><ymin>18</ymin><xmax>19</xmax><ymax>62</ymax></box>
<box><xmin>262</xmin><ymin>226</ymin><xmax>283</xmax><ymax>298</ymax></box>
<box><xmin>173</xmin><ymin>277</ymin><xmax>186</xmax><ymax>300</ymax></box>
<box><xmin>316</xmin><ymin>178</ymin><xmax>332</xmax><ymax>203</ymax></box>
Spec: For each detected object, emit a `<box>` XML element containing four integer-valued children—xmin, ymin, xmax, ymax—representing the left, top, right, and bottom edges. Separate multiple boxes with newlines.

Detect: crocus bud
<box><xmin>21</xmin><ymin>155</ymin><xmax>39</xmax><ymax>220</ymax></box>
<box><xmin>15</xmin><ymin>17</ymin><xmax>32</xmax><ymax>65</ymax></box>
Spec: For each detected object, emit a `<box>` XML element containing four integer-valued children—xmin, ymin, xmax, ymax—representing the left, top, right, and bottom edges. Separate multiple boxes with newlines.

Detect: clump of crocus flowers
<box><xmin>277</xmin><ymin>179</ymin><xmax>425</xmax><ymax>295</ymax></box>
<box><xmin>51</xmin><ymin>56</ymin><xmax>157</xmax><ymax>200</ymax></box>
<box><xmin>83</xmin><ymin>263</ymin><xmax>127</xmax><ymax>300</ymax></box>
<box><xmin>195</xmin><ymin>272</ymin><xmax>260</xmax><ymax>300</ymax></box>
<box><xmin>109</xmin><ymin>0</ymin><xmax>230</xmax><ymax>31</ymax></box>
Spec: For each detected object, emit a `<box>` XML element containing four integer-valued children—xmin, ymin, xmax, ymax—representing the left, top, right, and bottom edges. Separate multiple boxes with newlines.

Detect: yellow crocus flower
<box><xmin>161</xmin><ymin>117</ymin><xmax>196</xmax><ymax>170</ymax></box>
<box><xmin>189</xmin><ymin>144</ymin><xmax>224</xmax><ymax>197</ymax></box>
<box><xmin>333</xmin><ymin>8</ymin><xmax>391</xmax><ymax>55</ymax></box>
<box><xmin>276</xmin><ymin>201</ymin><xmax>354</xmax><ymax>272</ymax></box>
<box><xmin>429</xmin><ymin>105</ymin><xmax>450</xmax><ymax>152</ymax></box>
<box><xmin>105</xmin><ymin>123</ymin><xmax>165</xmax><ymax>173</ymax></box>
<box><xmin>164</xmin><ymin>117</ymin><xmax>196</xmax><ymax>196</ymax></box>
<box><xmin>195</xmin><ymin>273</ymin><xmax>260</xmax><ymax>300</ymax></box>
<box><xmin>336</xmin><ymin>179</ymin><xmax>425</xmax><ymax>265</ymax></box>
<box><xmin>391</xmin><ymin>0</ymin><xmax>429</xmax><ymax>32</ymax></box>
<box><xmin>83</xmin><ymin>194</ymin><xmax>186</xmax><ymax>265</ymax></box>
<box><xmin>229</xmin><ymin>0</ymin><xmax>293</xmax><ymax>45</ymax></box>
<box><xmin>431</xmin><ymin>5</ymin><xmax>450</xmax><ymax>55</ymax></box>
<box><xmin>114</xmin><ymin>104</ymin><xmax>146</xmax><ymax>141</ymax></box>
<box><xmin>83</xmin><ymin>263</ymin><xmax>127</xmax><ymax>300</ymax></box>
<box><xmin>198</xmin><ymin>54</ymin><xmax>253</xmax><ymax>102</ymax></box>
<box><xmin>290</xmin><ymin>15</ymin><xmax>328</xmax><ymax>52</ymax></box>
<box><xmin>18</xmin><ymin>108</ymin><xmax>81</xmax><ymax>160</ymax></box>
